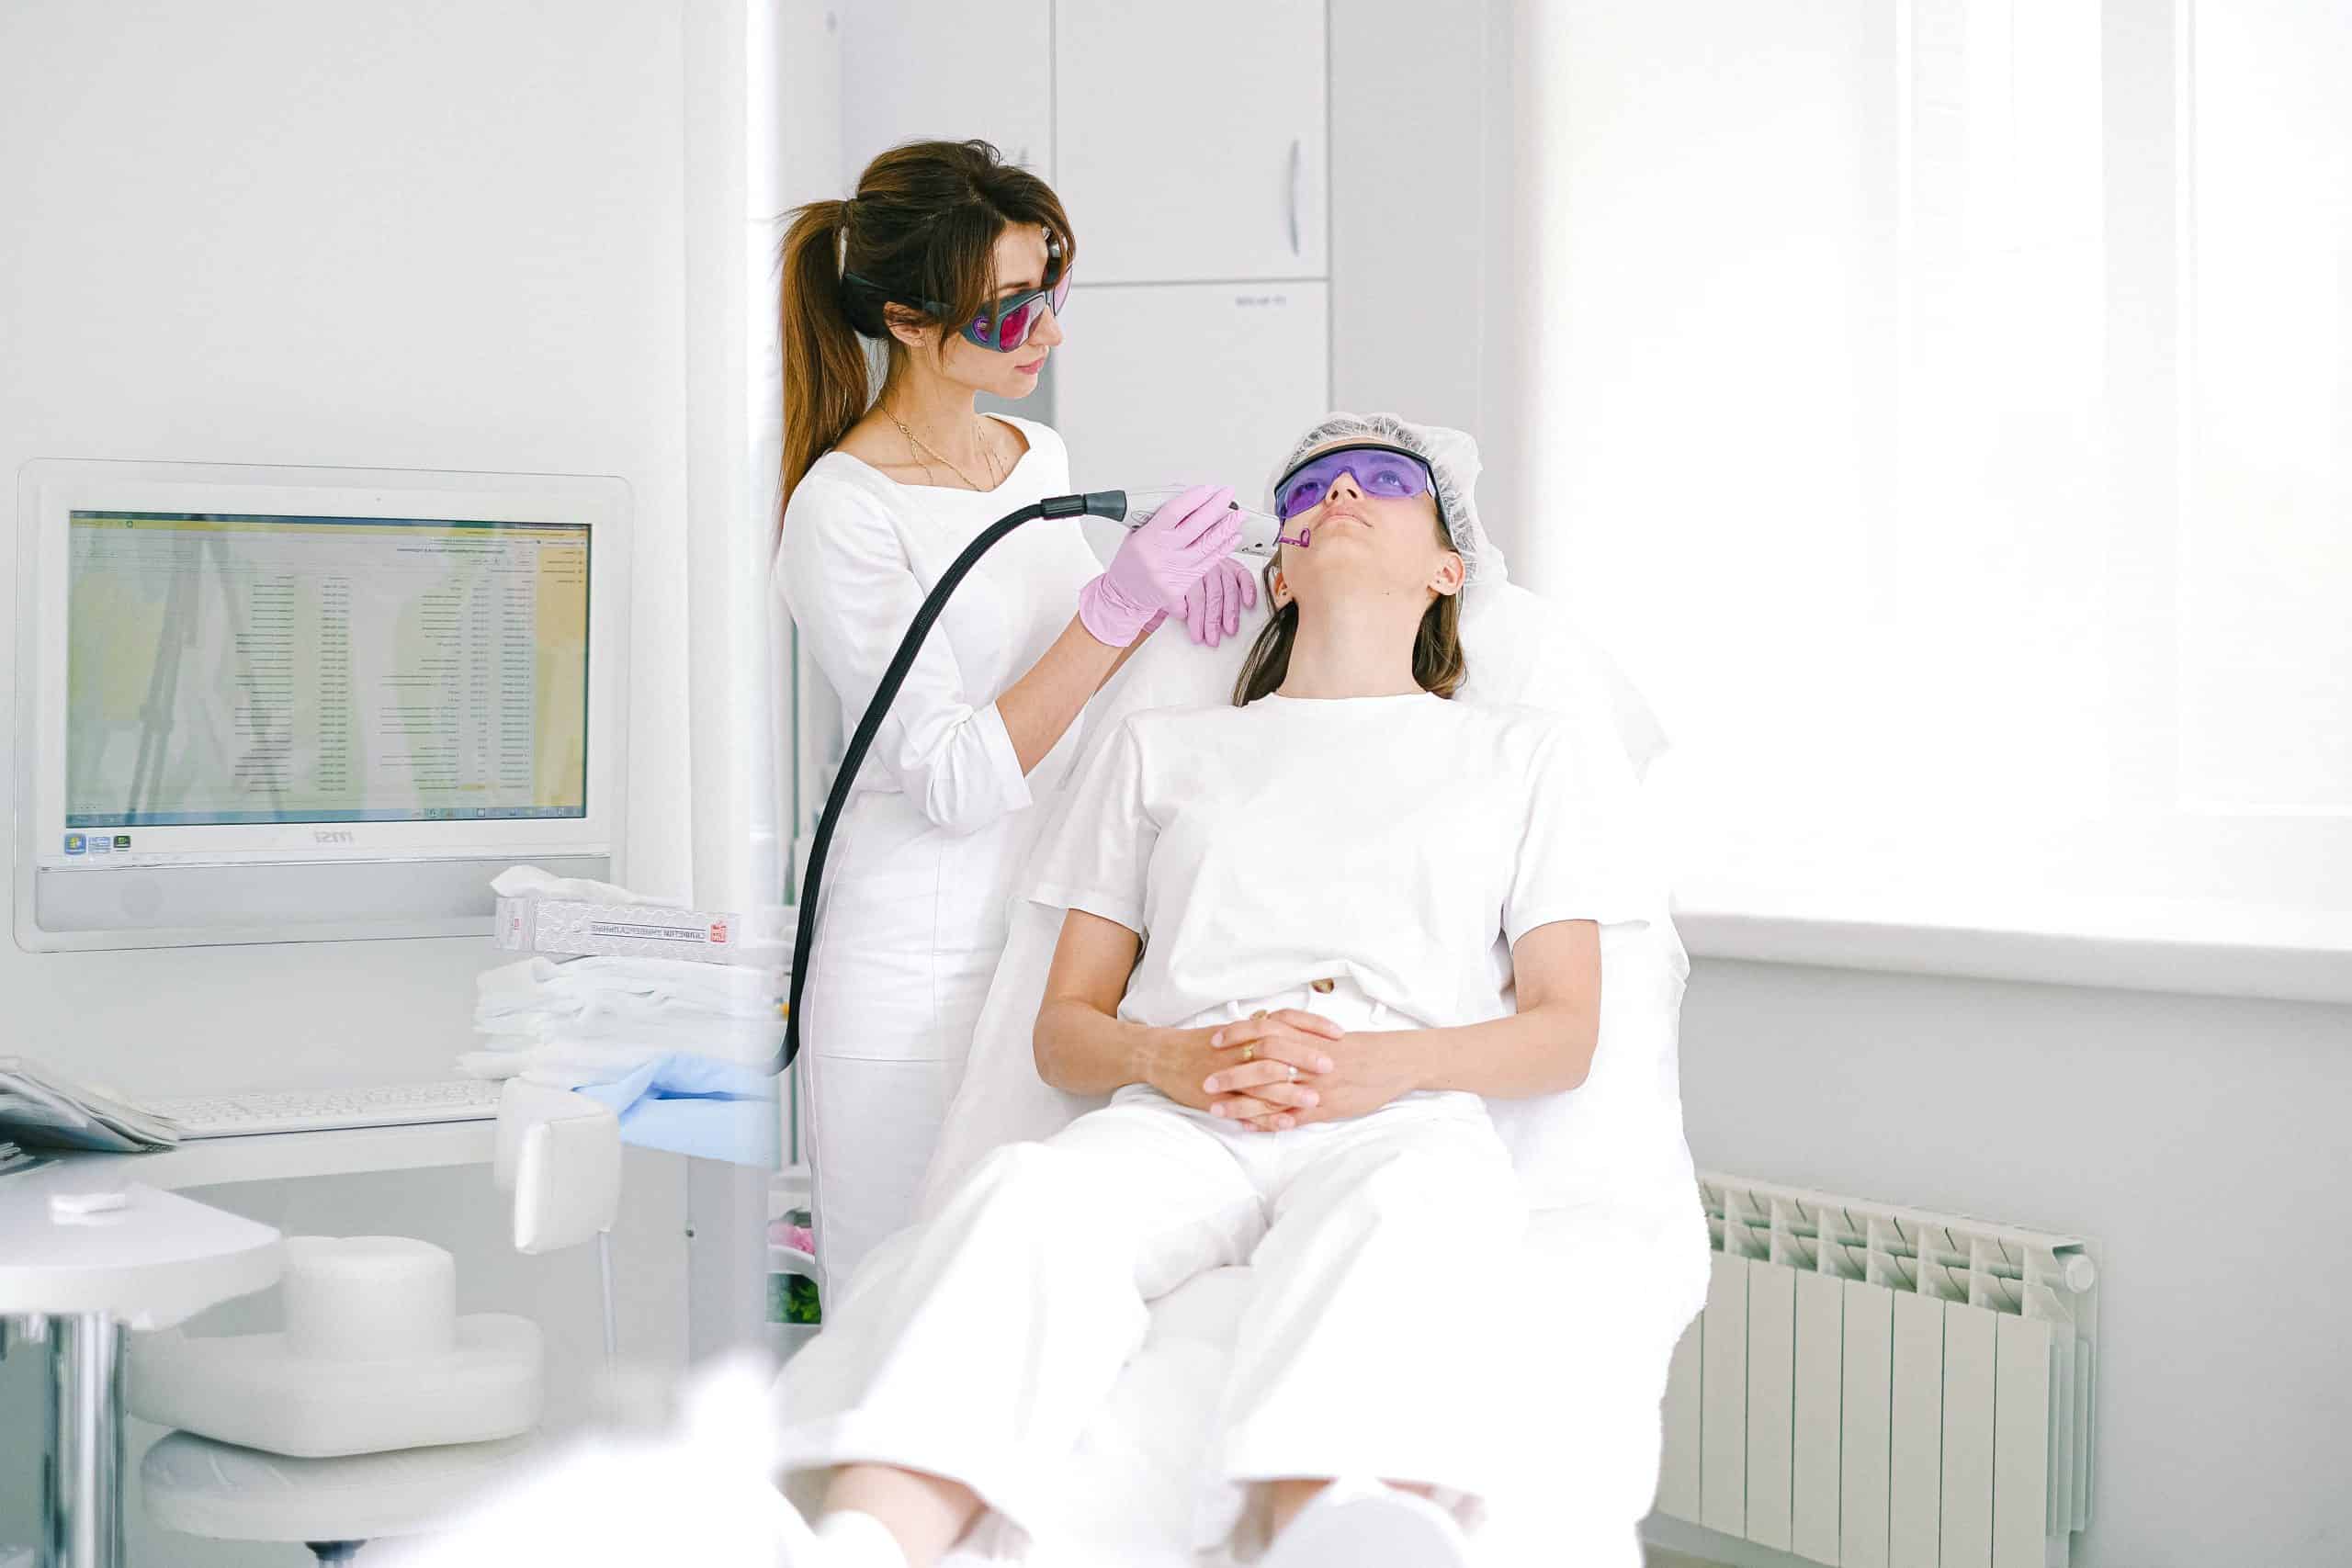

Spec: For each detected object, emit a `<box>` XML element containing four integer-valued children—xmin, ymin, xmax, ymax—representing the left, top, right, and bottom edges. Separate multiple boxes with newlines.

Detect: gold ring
<box><xmin>1240</xmin><ymin>1043</ymin><xmax>1255</xmax><ymax>1063</ymax></box>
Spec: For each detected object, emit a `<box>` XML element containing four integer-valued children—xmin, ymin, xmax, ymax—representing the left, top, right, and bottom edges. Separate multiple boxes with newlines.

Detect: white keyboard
<box><xmin>148</xmin><ymin>1079</ymin><xmax>504</xmax><ymax>1139</ymax></box>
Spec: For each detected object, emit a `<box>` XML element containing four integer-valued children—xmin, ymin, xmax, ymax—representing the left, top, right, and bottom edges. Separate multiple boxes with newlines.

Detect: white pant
<box><xmin>801</xmin><ymin>791</ymin><xmax>1024</xmax><ymax>1302</ymax></box>
<box><xmin>775</xmin><ymin>1087</ymin><xmax>1530</xmax><ymax>1557</ymax></box>
<box><xmin>798</xmin><ymin>986</ymin><xmax>983</xmax><ymax>1305</ymax></box>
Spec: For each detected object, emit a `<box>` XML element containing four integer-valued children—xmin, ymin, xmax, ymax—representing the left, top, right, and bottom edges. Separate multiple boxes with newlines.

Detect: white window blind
<box><xmin>1517</xmin><ymin>0</ymin><xmax>2352</xmax><ymax>979</ymax></box>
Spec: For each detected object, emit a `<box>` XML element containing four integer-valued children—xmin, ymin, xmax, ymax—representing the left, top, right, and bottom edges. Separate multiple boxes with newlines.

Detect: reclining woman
<box><xmin>775</xmin><ymin>413</ymin><xmax>1657</xmax><ymax>1568</ymax></box>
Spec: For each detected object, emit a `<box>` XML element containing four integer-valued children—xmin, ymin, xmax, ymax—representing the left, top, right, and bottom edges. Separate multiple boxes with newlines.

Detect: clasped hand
<box><xmin>1154</xmin><ymin>1008</ymin><xmax>1420</xmax><ymax>1133</ymax></box>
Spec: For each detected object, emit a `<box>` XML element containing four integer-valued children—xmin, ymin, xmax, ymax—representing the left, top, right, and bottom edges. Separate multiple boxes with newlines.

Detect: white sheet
<box><xmin>395</xmin><ymin>1188</ymin><xmax>1705</xmax><ymax>1568</ymax></box>
<box><xmin>930</xmin><ymin>1199</ymin><xmax>1710</xmax><ymax>1568</ymax></box>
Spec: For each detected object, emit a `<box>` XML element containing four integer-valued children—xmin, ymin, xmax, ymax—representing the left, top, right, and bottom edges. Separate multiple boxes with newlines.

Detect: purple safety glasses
<box><xmin>846</xmin><ymin>238</ymin><xmax>1072</xmax><ymax>354</ymax></box>
<box><xmin>1272</xmin><ymin>443</ymin><xmax>1442</xmax><ymax>525</ymax></box>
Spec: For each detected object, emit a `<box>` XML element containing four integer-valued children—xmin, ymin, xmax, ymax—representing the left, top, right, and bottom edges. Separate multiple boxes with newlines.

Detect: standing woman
<box><xmin>775</xmin><ymin>140</ymin><xmax>1253</xmax><ymax>1299</ymax></box>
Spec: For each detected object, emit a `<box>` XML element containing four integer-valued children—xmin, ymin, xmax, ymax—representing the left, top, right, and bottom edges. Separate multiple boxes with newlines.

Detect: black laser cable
<box><xmin>775</xmin><ymin>489</ymin><xmax>1135</xmax><ymax>1074</ymax></box>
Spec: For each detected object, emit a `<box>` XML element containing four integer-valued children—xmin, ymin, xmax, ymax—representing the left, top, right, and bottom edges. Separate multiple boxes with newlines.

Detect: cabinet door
<box><xmin>839</xmin><ymin>0</ymin><xmax>1054</xmax><ymax>183</ymax></box>
<box><xmin>1053</xmin><ymin>281</ymin><xmax>1329</xmax><ymax>558</ymax></box>
<box><xmin>1054</xmin><ymin>1</ymin><xmax>1326</xmax><ymax>283</ymax></box>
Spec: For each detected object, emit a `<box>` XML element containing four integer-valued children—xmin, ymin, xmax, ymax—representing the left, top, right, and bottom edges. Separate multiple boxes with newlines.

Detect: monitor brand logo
<box><xmin>313</xmin><ymin>829</ymin><xmax>356</xmax><ymax>845</ymax></box>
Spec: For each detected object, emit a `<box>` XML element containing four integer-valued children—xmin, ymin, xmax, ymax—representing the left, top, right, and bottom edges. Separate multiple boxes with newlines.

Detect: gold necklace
<box><xmin>891</xmin><ymin>412</ymin><xmax>1000</xmax><ymax>492</ymax></box>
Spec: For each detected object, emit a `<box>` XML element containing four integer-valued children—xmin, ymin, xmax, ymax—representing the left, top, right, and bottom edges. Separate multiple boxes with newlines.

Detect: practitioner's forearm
<box><xmin>1376</xmin><ymin>1001</ymin><xmax>1599</xmax><ymax>1099</ymax></box>
<box><xmin>1093</xmin><ymin>624</ymin><xmax>1152</xmax><ymax>693</ymax></box>
<box><xmin>999</xmin><ymin>615</ymin><xmax>1135</xmax><ymax>773</ymax></box>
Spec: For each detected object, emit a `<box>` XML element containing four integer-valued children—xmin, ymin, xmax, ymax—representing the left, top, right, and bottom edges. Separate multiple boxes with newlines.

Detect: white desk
<box><xmin>0</xmin><ymin>1169</ymin><xmax>283</xmax><ymax>1568</ymax></box>
<box><xmin>41</xmin><ymin>1118</ymin><xmax>498</xmax><ymax>1191</ymax></box>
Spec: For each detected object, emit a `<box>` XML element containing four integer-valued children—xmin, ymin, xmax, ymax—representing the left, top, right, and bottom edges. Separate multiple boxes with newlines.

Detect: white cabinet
<box><xmin>1054</xmin><ymin>281</ymin><xmax>1329</xmax><ymax>547</ymax></box>
<box><xmin>1054</xmin><ymin>0</ymin><xmax>1327</xmax><ymax>283</ymax></box>
<box><xmin>838</xmin><ymin>0</ymin><xmax>1054</xmax><ymax>183</ymax></box>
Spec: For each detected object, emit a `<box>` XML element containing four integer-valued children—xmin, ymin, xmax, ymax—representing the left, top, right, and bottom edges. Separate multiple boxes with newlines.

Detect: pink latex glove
<box><xmin>1179</xmin><ymin>554</ymin><xmax>1260</xmax><ymax>648</ymax></box>
<box><xmin>1077</xmin><ymin>483</ymin><xmax>1242</xmax><ymax>647</ymax></box>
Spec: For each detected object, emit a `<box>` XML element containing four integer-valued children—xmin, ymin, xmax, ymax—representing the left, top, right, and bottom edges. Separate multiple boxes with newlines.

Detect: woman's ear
<box><xmin>1429</xmin><ymin>551</ymin><xmax>1465</xmax><ymax>598</ymax></box>
<box><xmin>881</xmin><ymin>303</ymin><xmax>933</xmax><ymax>352</ymax></box>
<box><xmin>1270</xmin><ymin>565</ymin><xmax>1292</xmax><ymax>609</ymax></box>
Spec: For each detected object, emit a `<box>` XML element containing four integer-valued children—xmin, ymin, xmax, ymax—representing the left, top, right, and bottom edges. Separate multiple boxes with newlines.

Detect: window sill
<box><xmin>1671</xmin><ymin>891</ymin><xmax>2352</xmax><ymax>1005</ymax></box>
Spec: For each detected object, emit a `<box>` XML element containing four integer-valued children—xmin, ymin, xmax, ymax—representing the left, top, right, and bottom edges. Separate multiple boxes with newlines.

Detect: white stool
<box><xmin>141</xmin><ymin>1433</ymin><xmax>539</xmax><ymax>1564</ymax></box>
<box><xmin>131</xmin><ymin>1235</ymin><xmax>542</xmax><ymax>1562</ymax></box>
<box><xmin>133</xmin><ymin>1088</ymin><xmax>621</xmax><ymax>1562</ymax></box>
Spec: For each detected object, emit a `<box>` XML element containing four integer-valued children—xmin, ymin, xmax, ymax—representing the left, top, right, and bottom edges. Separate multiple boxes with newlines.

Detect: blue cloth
<box><xmin>571</xmin><ymin>1054</ymin><xmax>779</xmax><ymax>1168</ymax></box>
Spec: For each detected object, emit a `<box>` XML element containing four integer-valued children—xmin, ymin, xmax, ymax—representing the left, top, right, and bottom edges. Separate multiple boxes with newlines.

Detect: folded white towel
<box><xmin>474</xmin><ymin>956</ymin><xmax>781</xmax><ymax>1015</ymax></box>
<box><xmin>490</xmin><ymin>865</ymin><xmax>684</xmax><ymax>908</ymax></box>
<box><xmin>464</xmin><ymin>952</ymin><xmax>786</xmax><ymax>1092</ymax></box>
<box><xmin>471</xmin><ymin>1011</ymin><xmax>783</xmax><ymax>1057</ymax></box>
<box><xmin>476</xmin><ymin>986</ymin><xmax>775</xmax><ymax>1029</ymax></box>
<box><xmin>458</xmin><ymin>1026</ymin><xmax>778</xmax><ymax>1084</ymax></box>
<box><xmin>458</xmin><ymin>1042</ymin><xmax>669</xmax><ymax>1086</ymax></box>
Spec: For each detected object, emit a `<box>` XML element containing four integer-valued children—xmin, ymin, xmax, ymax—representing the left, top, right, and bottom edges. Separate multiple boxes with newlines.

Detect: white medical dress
<box><xmin>773</xmin><ymin>415</ymin><xmax>1103</xmax><ymax>1296</ymax></box>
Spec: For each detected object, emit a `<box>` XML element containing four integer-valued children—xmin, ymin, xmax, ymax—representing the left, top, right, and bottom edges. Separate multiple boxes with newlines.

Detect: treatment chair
<box><xmin>786</xmin><ymin>580</ymin><xmax>1713</xmax><ymax>1567</ymax></box>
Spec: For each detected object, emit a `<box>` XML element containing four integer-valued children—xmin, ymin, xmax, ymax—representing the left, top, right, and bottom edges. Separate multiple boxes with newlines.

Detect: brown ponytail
<box><xmin>777</xmin><ymin>198</ymin><xmax>868</xmax><ymax>523</ymax></box>
<box><xmin>775</xmin><ymin>141</ymin><xmax>1077</xmax><ymax>536</ymax></box>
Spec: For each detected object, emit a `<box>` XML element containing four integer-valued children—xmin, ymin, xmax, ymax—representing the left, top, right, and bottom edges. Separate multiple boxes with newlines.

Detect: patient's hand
<box><xmin>1215</xmin><ymin>1025</ymin><xmax>1423</xmax><ymax>1133</ymax></box>
<box><xmin>1193</xmin><ymin>1009</ymin><xmax>1362</xmax><ymax>1131</ymax></box>
<box><xmin>1155</xmin><ymin>1009</ymin><xmax>1340</xmax><ymax>1126</ymax></box>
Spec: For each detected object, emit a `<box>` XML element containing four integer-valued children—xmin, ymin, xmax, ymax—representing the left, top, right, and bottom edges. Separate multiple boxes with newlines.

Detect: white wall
<box><xmin>1329</xmin><ymin>0</ymin><xmax>1524</xmax><ymax>562</ymax></box>
<box><xmin>0</xmin><ymin>0</ymin><xmax>694</xmax><ymax>1092</ymax></box>
<box><xmin>1650</xmin><ymin>958</ymin><xmax>2352</xmax><ymax>1568</ymax></box>
<box><xmin>0</xmin><ymin>2</ymin><xmax>699</xmax><ymax>1558</ymax></box>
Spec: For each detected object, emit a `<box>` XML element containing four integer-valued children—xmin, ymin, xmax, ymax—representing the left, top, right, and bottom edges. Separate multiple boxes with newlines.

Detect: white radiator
<box><xmin>1654</xmin><ymin>1173</ymin><xmax>2098</xmax><ymax>1568</ymax></box>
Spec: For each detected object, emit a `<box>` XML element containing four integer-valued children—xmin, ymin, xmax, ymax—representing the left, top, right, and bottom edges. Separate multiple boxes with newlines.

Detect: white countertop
<box><xmin>21</xmin><ymin>1117</ymin><xmax>500</xmax><ymax>1193</ymax></box>
<box><xmin>0</xmin><ymin>1168</ymin><xmax>281</xmax><ymax>1327</ymax></box>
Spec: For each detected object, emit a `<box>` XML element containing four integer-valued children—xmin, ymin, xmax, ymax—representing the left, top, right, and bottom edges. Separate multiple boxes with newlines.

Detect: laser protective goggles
<box><xmin>1272</xmin><ymin>442</ymin><xmax>1446</xmax><ymax>525</ymax></box>
<box><xmin>846</xmin><ymin>238</ymin><xmax>1071</xmax><ymax>355</ymax></box>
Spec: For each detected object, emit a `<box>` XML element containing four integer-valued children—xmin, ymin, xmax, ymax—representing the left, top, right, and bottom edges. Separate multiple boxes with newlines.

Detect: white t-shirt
<box><xmin>1027</xmin><ymin>692</ymin><xmax>1658</xmax><ymax>1032</ymax></box>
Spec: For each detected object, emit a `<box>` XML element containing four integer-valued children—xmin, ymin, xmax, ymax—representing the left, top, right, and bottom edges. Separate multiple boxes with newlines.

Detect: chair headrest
<box><xmin>1087</xmin><ymin>580</ymin><xmax>1668</xmax><ymax>779</ymax></box>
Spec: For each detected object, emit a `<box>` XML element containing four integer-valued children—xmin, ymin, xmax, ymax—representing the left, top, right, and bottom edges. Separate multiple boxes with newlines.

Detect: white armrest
<box><xmin>495</xmin><ymin>1080</ymin><xmax>621</xmax><ymax>1255</ymax></box>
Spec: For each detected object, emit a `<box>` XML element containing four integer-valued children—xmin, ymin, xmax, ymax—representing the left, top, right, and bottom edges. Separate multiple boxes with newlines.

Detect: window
<box><xmin>1520</xmin><ymin>1</ymin><xmax>2351</xmax><ymax>983</ymax></box>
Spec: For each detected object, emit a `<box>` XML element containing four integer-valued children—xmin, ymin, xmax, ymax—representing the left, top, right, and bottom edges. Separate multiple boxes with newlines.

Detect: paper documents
<box><xmin>0</xmin><ymin>1056</ymin><xmax>182</xmax><ymax>1154</ymax></box>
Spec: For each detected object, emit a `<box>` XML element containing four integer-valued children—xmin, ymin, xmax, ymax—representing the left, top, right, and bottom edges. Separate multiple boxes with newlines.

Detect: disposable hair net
<box><xmin>1267</xmin><ymin>412</ymin><xmax>1507</xmax><ymax>586</ymax></box>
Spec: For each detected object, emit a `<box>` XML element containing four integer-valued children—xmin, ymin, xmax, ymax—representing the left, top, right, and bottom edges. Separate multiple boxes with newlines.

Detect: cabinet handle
<box><xmin>1287</xmin><ymin>137</ymin><xmax>1304</xmax><ymax>256</ymax></box>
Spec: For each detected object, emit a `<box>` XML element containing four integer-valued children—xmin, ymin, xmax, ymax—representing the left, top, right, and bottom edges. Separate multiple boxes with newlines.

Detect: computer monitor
<box><xmin>13</xmin><ymin>459</ymin><xmax>629</xmax><ymax>950</ymax></box>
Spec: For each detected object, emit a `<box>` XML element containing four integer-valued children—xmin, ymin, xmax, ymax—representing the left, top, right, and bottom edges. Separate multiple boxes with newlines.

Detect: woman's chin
<box><xmin>1295</xmin><ymin>533</ymin><xmax>1378</xmax><ymax>567</ymax></box>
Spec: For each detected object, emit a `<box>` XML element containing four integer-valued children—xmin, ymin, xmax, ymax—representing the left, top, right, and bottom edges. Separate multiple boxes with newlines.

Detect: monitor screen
<box><xmin>62</xmin><ymin>511</ymin><xmax>590</xmax><ymax>834</ymax></box>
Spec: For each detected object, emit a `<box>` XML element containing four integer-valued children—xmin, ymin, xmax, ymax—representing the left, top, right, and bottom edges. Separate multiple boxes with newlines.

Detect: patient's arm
<box><xmin>1214</xmin><ymin>918</ymin><xmax>1604</xmax><ymax>1129</ymax></box>
<box><xmin>1034</xmin><ymin>908</ymin><xmax>1333</xmax><ymax>1112</ymax></box>
<box><xmin>1032</xmin><ymin>908</ymin><xmax>1151</xmax><ymax>1095</ymax></box>
<box><xmin>1412</xmin><ymin>916</ymin><xmax>1604</xmax><ymax>1095</ymax></box>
